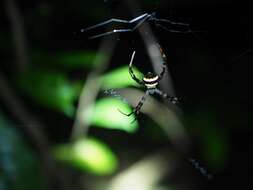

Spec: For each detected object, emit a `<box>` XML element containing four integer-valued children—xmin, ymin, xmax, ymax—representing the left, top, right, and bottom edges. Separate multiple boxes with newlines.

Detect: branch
<box><xmin>71</xmin><ymin>36</ymin><xmax>117</xmax><ymax>141</ymax></box>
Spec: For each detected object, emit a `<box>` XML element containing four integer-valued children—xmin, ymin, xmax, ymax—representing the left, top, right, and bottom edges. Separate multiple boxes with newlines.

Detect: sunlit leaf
<box><xmin>100</xmin><ymin>66</ymin><xmax>143</xmax><ymax>89</ymax></box>
<box><xmin>32</xmin><ymin>51</ymin><xmax>107</xmax><ymax>68</ymax></box>
<box><xmin>54</xmin><ymin>137</ymin><xmax>118</xmax><ymax>175</ymax></box>
<box><xmin>18</xmin><ymin>69</ymin><xmax>81</xmax><ymax>117</ymax></box>
<box><xmin>86</xmin><ymin>98</ymin><xmax>138</xmax><ymax>133</ymax></box>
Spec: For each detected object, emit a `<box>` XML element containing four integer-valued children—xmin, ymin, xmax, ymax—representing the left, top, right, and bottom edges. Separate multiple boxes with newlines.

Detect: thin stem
<box><xmin>71</xmin><ymin>36</ymin><xmax>117</xmax><ymax>141</ymax></box>
<box><xmin>4</xmin><ymin>0</ymin><xmax>29</xmax><ymax>73</ymax></box>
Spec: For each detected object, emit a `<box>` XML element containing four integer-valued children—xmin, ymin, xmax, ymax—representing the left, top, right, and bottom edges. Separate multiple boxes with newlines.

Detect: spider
<box><xmin>118</xmin><ymin>45</ymin><xmax>179</xmax><ymax>122</ymax></box>
<box><xmin>81</xmin><ymin>12</ymin><xmax>192</xmax><ymax>39</ymax></box>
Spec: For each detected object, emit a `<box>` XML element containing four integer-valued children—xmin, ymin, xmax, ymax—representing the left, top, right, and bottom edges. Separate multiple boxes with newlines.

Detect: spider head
<box><xmin>143</xmin><ymin>72</ymin><xmax>159</xmax><ymax>89</ymax></box>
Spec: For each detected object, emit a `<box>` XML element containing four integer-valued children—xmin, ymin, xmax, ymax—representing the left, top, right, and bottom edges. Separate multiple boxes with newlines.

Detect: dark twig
<box><xmin>4</xmin><ymin>0</ymin><xmax>29</xmax><ymax>72</ymax></box>
<box><xmin>71</xmin><ymin>36</ymin><xmax>117</xmax><ymax>141</ymax></box>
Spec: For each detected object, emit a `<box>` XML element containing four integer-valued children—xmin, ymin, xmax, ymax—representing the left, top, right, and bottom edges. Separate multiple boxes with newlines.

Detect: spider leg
<box><xmin>155</xmin><ymin>89</ymin><xmax>179</xmax><ymax>104</ymax></box>
<box><xmin>156</xmin><ymin>44</ymin><xmax>167</xmax><ymax>81</ymax></box>
<box><xmin>151</xmin><ymin>17</ymin><xmax>191</xmax><ymax>33</ymax></box>
<box><xmin>130</xmin><ymin>13</ymin><xmax>152</xmax><ymax>32</ymax></box>
<box><xmin>129</xmin><ymin>13</ymin><xmax>149</xmax><ymax>23</ymax></box>
<box><xmin>80</xmin><ymin>18</ymin><xmax>132</xmax><ymax>39</ymax></box>
<box><xmin>82</xmin><ymin>13</ymin><xmax>149</xmax><ymax>32</ymax></box>
<box><xmin>155</xmin><ymin>24</ymin><xmax>191</xmax><ymax>34</ymax></box>
<box><xmin>117</xmin><ymin>109</ymin><xmax>138</xmax><ymax>124</ymax></box>
<box><xmin>153</xmin><ymin>18</ymin><xmax>207</xmax><ymax>42</ymax></box>
<box><xmin>118</xmin><ymin>91</ymin><xmax>149</xmax><ymax>122</ymax></box>
<box><xmin>132</xmin><ymin>93</ymin><xmax>147</xmax><ymax>114</ymax></box>
<box><xmin>81</xmin><ymin>13</ymin><xmax>151</xmax><ymax>39</ymax></box>
<box><xmin>153</xmin><ymin>18</ymin><xmax>190</xmax><ymax>27</ymax></box>
<box><xmin>81</xmin><ymin>18</ymin><xmax>130</xmax><ymax>32</ymax></box>
<box><xmin>88</xmin><ymin>29</ymin><xmax>132</xmax><ymax>39</ymax></box>
<box><xmin>117</xmin><ymin>108</ymin><xmax>135</xmax><ymax>116</ymax></box>
<box><xmin>129</xmin><ymin>51</ymin><xmax>145</xmax><ymax>85</ymax></box>
<box><xmin>153</xmin><ymin>18</ymin><xmax>206</xmax><ymax>33</ymax></box>
<box><xmin>189</xmin><ymin>159</ymin><xmax>213</xmax><ymax>180</ymax></box>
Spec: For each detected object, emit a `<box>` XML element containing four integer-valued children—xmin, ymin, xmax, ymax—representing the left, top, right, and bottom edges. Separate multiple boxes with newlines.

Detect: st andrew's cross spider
<box><xmin>118</xmin><ymin>44</ymin><xmax>179</xmax><ymax>122</ymax></box>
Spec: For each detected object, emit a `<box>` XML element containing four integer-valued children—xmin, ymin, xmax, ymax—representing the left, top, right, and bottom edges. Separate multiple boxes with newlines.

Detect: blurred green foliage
<box><xmin>32</xmin><ymin>51</ymin><xmax>108</xmax><ymax>69</ymax></box>
<box><xmin>18</xmin><ymin>62</ymin><xmax>141</xmax><ymax>132</ymax></box>
<box><xmin>0</xmin><ymin>113</ymin><xmax>45</xmax><ymax>190</ymax></box>
<box><xmin>54</xmin><ymin>137</ymin><xmax>118</xmax><ymax>175</ymax></box>
<box><xmin>202</xmin><ymin>126</ymin><xmax>228</xmax><ymax>170</ymax></box>
<box><xmin>86</xmin><ymin>97</ymin><xmax>138</xmax><ymax>133</ymax></box>
<box><xmin>18</xmin><ymin>69</ymin><xmax>82</xmax><ymax>117</ymax></box>
<box><xmin>100</xmin><ymin>66</ymin><xmax>143</xmax><ymax>89</ymax></box>
<box><xmin>188</xmin><ymin>111</ymin><xmax>229</xmax><ymax>171</ymax></box>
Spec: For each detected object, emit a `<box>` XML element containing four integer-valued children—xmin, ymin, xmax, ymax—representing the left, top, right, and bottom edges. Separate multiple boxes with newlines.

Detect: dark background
<box><xmin>0</xmin><ymin>0</ymin><xmax>252</xmax><ymax>190</ymax></box>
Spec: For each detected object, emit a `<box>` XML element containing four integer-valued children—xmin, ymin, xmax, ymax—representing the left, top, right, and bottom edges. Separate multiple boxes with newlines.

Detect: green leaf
<box><xmin>54</xmin><ymin>137</ymin><xmax>118</xmax><ymax>175</ymax></box>
<box><xmin>18</xmin><ymin>69</ymin><xmax>81</xmax><ymax>117</ymax></box>
<box><xmin>87</xmin><ymin>97</ymin><xmax>138</xmax><ymax>133</ymax></box>
<box><xmin>100</xmin><ymin>66</ymin><xmax>143</xmax><ymax>89</ymax></box>
<box><xmin>32</xmin><ymin>51</ymin><xmax>107</xmax><ymax>68</ymax></box>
